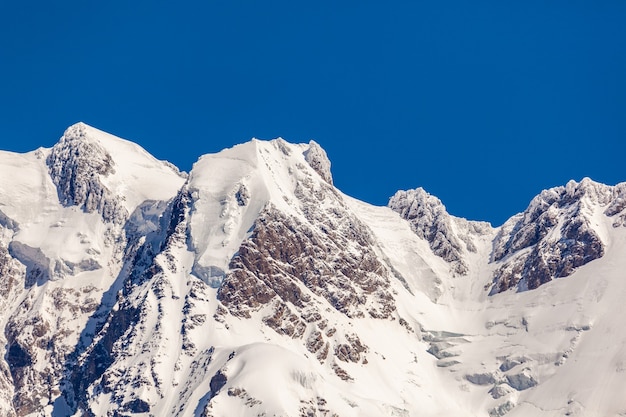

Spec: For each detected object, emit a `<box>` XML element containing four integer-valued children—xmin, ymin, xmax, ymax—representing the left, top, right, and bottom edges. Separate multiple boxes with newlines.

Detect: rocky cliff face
<box><xmin>489</xmin><ymin>178</ymin><xmax>622</xmax><ymax>293</ymax></box>
<box><xmin>389</xmin><ymin>179</ymin><xmax>626</xmax><ymax>295</ymax></box>
<box><xmin>388</xmin><ymin>187</ymin><xmax>491</xmax><ymax>275</ymax></box>
<box><xmin>47</xmin><ymin>123</ymin><xmax>127</xmax><ymax>225</ymax></box>
<box><xmin>0</xmin><ymin>124</ymin><xmax>625</xmax><ymax>417</ymax></box>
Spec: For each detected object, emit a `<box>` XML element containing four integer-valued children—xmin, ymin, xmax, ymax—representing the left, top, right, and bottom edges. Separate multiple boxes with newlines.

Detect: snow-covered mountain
<box><xmin>0</xmin><ymin>122</ymin><xmax>625</xmax><ymax>417</ymax></box>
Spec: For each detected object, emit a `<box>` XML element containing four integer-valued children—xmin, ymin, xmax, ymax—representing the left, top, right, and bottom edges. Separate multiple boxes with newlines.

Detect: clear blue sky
<box><xmin>1</xmin><ymin>1</ymin><xmax>624</xmax><ymax>226</ymax></box>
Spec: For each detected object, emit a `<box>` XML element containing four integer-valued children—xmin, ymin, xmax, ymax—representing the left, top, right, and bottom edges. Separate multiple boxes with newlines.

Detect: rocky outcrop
<box><xmin>605</xmin><ymin>182</ymin><xmax>626</xmax><ymax>227</ymax></box>
<box><xmin>217</xmin><ymin>164</ymin><xmax>393</xmax><ymax>370</ymax></box>
<box><xmin>389</xmin><ymin>187</ymin><xmax>490</xmax><ymax>275</ymax></box>
<box><xmin>0</xmin><ymin>242</ymin><xmax>22</xmax><ymax>417</ymax></box>
<box><xmin>490</xmin><ymin>179</ymin><xmax>608</xmax><ymax>293</ymax></box>
<box><xmin>303</xmin><ymin>140</ymin><xmax>333</xmax><ymax>185</ymax></box>
<box><xmin>47</xmin><ymin>123</ymin><xmax>127</xmax><ymax>224</ymax></box>
<box><xmin>218</xmin><ymin>154</ymin><xmax>394</xmax><ymax>323</ymax></box>
<box><xmin>5</xmin><ymin>286</ymin><xmax>101</xmax><ymax>417</ymax></box>
<box><xmin>218</xmin><ymin>204</ymin><xmax>394</xmax><ymax>320</ymax></box>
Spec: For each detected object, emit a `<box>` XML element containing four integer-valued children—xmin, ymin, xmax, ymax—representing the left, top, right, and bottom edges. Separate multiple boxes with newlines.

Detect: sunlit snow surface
<box><xmin>0</xmin><ymin>123</ymin><xmax>624</xmax><ymax>417</ymax></box>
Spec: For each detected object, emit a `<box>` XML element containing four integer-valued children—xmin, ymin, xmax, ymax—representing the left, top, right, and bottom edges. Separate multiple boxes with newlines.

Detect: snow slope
<box><xmin>0</xmin><ymin>123</ymin><xmax>624</xmax><ymax>417</ymax></box>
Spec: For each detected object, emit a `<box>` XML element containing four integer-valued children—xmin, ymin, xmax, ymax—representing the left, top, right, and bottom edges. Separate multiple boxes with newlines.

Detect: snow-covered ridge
<box><xmin>186</xmin><ymin>137</ymin><xmax>335</xmax><ymax>287</ymax></box>
<box><xmin>0</xmin><ymin>124</ymin><xmax>626</xmax><ymax>417</ymax></box>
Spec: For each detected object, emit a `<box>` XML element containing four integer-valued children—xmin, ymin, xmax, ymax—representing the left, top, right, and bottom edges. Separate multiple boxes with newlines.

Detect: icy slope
<box><xmin>0</xmin><ymin>124</ymin><xmax>625</xmax><ymax>417</ymax></box>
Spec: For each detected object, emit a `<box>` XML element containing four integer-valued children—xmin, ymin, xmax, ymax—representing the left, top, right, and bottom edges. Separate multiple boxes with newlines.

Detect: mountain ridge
<box><xmin>0</xmin><ymin>123</ymin><xmax>624</xmax><ymax>416</ymax></box>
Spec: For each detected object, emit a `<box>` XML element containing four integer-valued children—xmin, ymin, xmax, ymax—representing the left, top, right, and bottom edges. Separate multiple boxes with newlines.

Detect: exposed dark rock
<box><xmin>389</xmin><ymin>188</ymin><xmax>489</xmax><ymax>275</ymax></box>
<box><xmin>123</xmin><ymin>398</ymin><xmax>150</xmax><ymax>413</ymax></box>
<box><xmin>604</xmin><ymin>183</ymin><xmax>626</xmax><ymax>218</ymax></box>
<box><xmin>491</xmin><ymin>180</ymin><xmax>607</xmax><ymax>293</ymax></box>
<box><xmin>218</xmin><ymin>204</ymin><xmax>393</xmax><ymax>320</ymax></box>
<box><xmin>6</xmin><ymin>343</ymin><xmax>31</xmax><ymax>368</ymax></box>
<box><xmin>306</xmin><ymin>331</ymin><xmax>325</xmax><ymax>356</ymax></box>
<box><xmin>492</xmin><ymin>193</ymin><xmax>561</xmax><ymax>263</ymax></box>
<box><xmin>0</xmin><ymin>244</ymin><xmax>22</xmax><ymax>299</ymax></box>
<box><xmin>334</xmin><ymin>334</ymin><xmax>367</xmax><ymax>363</ymax></box>
<box><xmin>299</xmin><ymin>396</ymin><xmax>338</xmax><ymax>417</ymax></box>
<box><xmin>303</xmin><ymin>140</ymin><xmax>333</xmax><ymax>185</ymax></box>
<box><xmin>306</xmin><ymin>328</ymin><xmax>331</xmax><ymax>362</ymax></box>
<box><xmin>235</xmin><ymin>184</ymin><xmax>250</xmax><ymax>206</ymax></box>
<box><xmin>71</xmin><ymin>304</ymin><xmax>141</xmax><ymax>403</ymax></box>
<box><xmin>5</xmin><ymin>299</ymin><xmax>81</xmax><ymax>417</ymax></box>
<box><xmin>5</xmin><ymin>323</ymin><xmax>55</xmax><ymax>415</ymax></box>
<box><xmin>263</xmin><ymin>302</ymin><xmax>307</xmax><ymax>338</ymax></box>
<box><xmin>209</xmin><ymin>370</ymin><xmax>228</xmax><ymax>399</ymax></box>
<box><xmin>331</xmin><ymin>363</ymin><xmax>352</xmax><ymax>381</ymax></box>
<box><xmin>47</xmin><ymin>123</ymin><xmax>127</xmax><ymax>224</ymax></box>
<box><xmin>227</xmin><ymin>387</ymin><xmax>262</xmax><ymax>407</ymax></box>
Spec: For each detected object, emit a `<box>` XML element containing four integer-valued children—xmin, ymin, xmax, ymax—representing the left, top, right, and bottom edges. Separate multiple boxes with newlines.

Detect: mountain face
<box><xmin>0</xmin><ymin>123</ymin><xmax>625</xmax><ymax>417</ymax></box>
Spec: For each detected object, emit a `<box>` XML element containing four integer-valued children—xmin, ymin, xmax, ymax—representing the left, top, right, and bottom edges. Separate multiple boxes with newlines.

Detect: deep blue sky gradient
<box><xmin>1</xmin><ymin>1</ymin><xmax>625</xmax><ymax>225</ymax></box>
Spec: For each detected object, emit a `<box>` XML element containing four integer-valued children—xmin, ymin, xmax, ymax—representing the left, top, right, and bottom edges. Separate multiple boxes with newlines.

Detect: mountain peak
<box><xmin>47</xmin><ymin>123</ymin><xmax>186</xmax><ymax>222</ymax></box>
<box><xmin>66</xmin><ymin>121</ymin><xmax>88</xmax><ymax>132</ymax></box>
<box><xmin>60</xmin><ymin>122</ymin><xmax>150</xmax><ymax>154</ymax></box>
<box><xmin>563</xmin><ymin>177</ymin><xmax>615</xmax><ymax>207</ymax></box>
<box><xmin>216</xmin><ymin>137</ymin><xmax>333</xmax><ymax>185</ymax></box>
<box><xmin>489</xmin><ymin>178</ymin><xmax>626</xmax><ymax>294</ymax></box>
<box><xmin>2</xmin><ymin>126</ymin><xmax>626</xmax><ymax>417</ymax></box>
<box><xmin>60</xmin><ymin>122</ymin><xmax>115</xmax><ymax>146</ymax></box>
<box><xmin>48</xmin><ymin>123</ymin><xmax>124</xmax><ymax>222</ymax></box>
<box><xmin>186</xmin><ymin>136</ymin><xmax>339</xmax><ymax>284</ymax></box>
